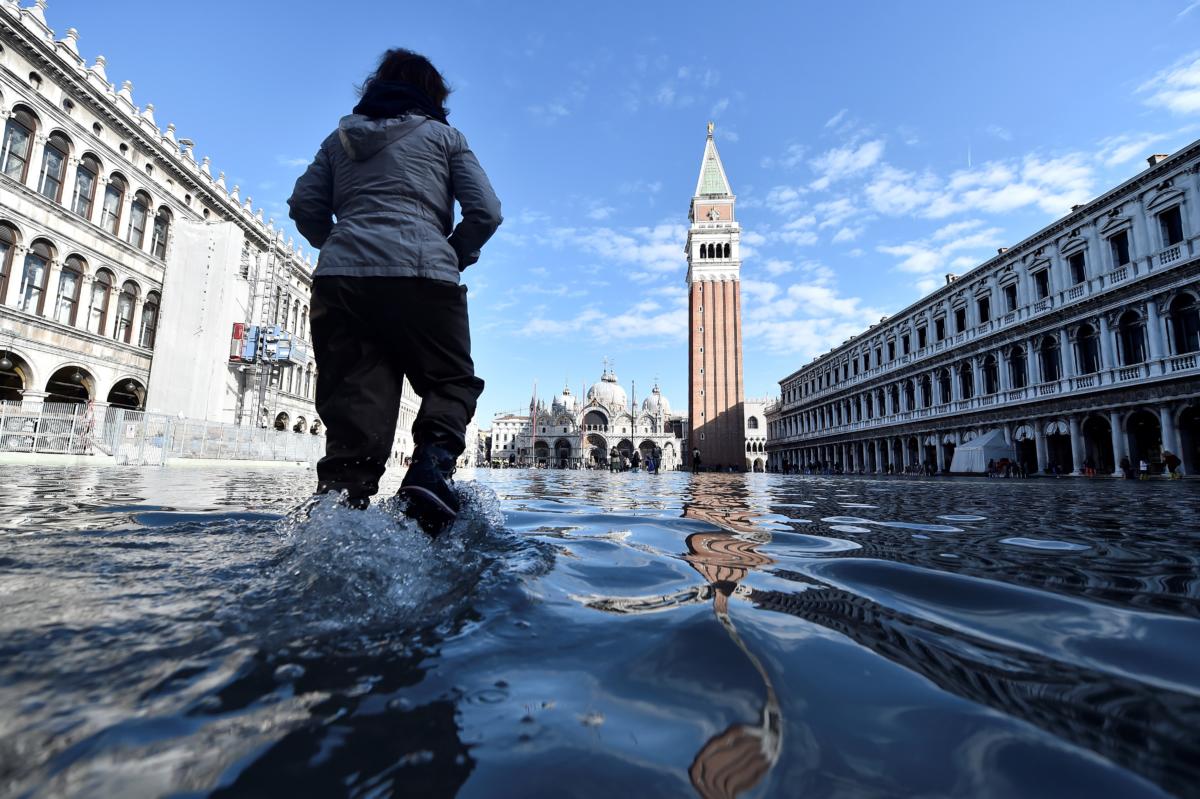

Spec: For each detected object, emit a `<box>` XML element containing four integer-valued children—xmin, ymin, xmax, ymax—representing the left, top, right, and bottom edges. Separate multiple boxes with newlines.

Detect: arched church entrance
<box><xmin>585</xmin><ymin>433</ymin><xmax>607</xmax><ymax>466</ymax></box>
<box><xmin>942</xmin><ymin>435</ymin><xmax>957</xmax><ymax>473</ymax></box>
<box><xmin>554</xmin><ymin>438</ymin><xmax>572</xmax><ymax>468</ymax></box>
<box><xmin>583</xmin><ymin>410</ymin><xmax>607</xmax><ymax>431</ymax></box>
<box><xmin>533</xmin><ymin>439</ymin><xmax>550</xmax><ymax>466</ymax></box>
<box><xmin>274</xmin><ymin>412</ymin><xmax>290</xmax><ymax>431</ymax></box>
<box><xmin>1081</xmin><ymin>415</ymin><xmax>1114</xmax><ymax>474</ymax></box>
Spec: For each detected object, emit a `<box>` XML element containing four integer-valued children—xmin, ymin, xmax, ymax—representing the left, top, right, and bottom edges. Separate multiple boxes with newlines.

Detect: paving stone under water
<box><xmin>0</xmin><ymin>466</ymin><xmax>1197</xmax><ymax>797</ymax></box>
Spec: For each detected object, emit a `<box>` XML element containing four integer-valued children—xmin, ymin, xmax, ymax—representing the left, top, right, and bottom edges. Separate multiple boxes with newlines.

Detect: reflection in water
<box><xmin>579</xmin><ymin>484</ymin><xmax>782</xmax><ymax>799</ymax></box>
<box><xmin>1</xmin><ymin>467</ymin><xmax>1198</xmax><ymax>797</ymax></box>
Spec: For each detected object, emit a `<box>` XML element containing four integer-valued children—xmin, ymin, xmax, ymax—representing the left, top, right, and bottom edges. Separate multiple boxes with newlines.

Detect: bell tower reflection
<box><xmin>577</xmin><ymin>483</ymin><xmax>782</xmax><ymax>798</ymax></box>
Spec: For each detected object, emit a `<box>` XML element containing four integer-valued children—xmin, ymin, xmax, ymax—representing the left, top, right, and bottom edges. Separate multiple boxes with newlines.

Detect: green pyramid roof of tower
<box><xmin>696</xmin><ymin>131</ymin><xmax>732</xmax><ymax>197</ymax></box>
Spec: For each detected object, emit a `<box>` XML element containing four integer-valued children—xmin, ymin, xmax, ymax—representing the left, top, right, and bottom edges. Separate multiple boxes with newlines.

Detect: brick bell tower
<box><xmin>686</xmin><ymin>122</ymin><xmax>745</xmax><ymax>471</ymax></box>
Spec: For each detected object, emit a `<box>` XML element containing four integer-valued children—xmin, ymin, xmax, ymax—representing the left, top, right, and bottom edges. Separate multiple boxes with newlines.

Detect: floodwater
<box><xmin>1</xmin><ymin>467</ymin><xmax>1198</xmax><ymax>799</ymax></box>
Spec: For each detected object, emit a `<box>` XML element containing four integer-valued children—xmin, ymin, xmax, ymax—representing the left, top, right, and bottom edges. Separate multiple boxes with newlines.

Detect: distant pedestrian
<box><xmin>692</xmin><ymin>448</ymin><xmax>702</xmax><ymax>473</ymax></box>
<box><xmin>1164</xmin><ymin>450</ymin><xmax>1182</xmax><ymax>479</ymax></box>
<box><xmin>1139</xmin><ymin>459</ymin><xmax>1150</xmax><ymax>479</ymax></box>
<box><xmin>1119</xmin><ymin>455</ymin><xmax>1133</xmax><ymax>479</ymax></box>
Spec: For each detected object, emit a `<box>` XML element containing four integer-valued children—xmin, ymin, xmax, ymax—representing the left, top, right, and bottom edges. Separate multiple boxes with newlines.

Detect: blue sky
<box><xmin>51</xmin><ymin>0</ymin><xmax>1200</xmax><ymax>423</ymax></box>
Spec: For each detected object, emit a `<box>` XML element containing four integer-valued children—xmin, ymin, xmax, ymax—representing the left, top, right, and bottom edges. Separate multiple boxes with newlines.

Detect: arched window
<box><xmin>114</xmin><ymin>280</ymin><xmax>139</xmax><ymax>343</ymax></box>
<box><xmin>903</xmin><ymin>380</ymin><xmax>914</xmax><ymax>409</ymax></box>
<box><xmin>18</xmin><ymin>239</ymin><xmax>53</xmax><ymax>314</ymax></box>
<box><xmin>1009</xmin><ymin>346</ymin><xmax>1028</xmax><ymax>389</ymax></box>
<box><xmin>292</xmin><ymin>299</ymin><xmax>300</xmax><ymax>332</ymax></box>
<box><xmin>1</xmin><ymin>106</ymin><xmax>38</xmax><ymax>181</ymax></box>
<box><xmin>698</xmin><ymin>244</ymin><xmax>706</xmax><ymax>259</ymax></box>
<box><xmin>1118</xmin><ymin>311</ymin><xmax>1146</xmax><ymax>366</ymax></box>
<box><xmin>88</xmin><ymin>269</ymin><xmax>113</xmax><ymax>334</ymax></box>
<box><xmin>723</xmin><ymin>242</ymin><xmax>731</xmax><ymax>258</ymax></box>
<box><xmin>983</xmin><ymin>355</ymin><xmax>999</xmax><ymax>395</ymax></box>
<box><xmin>100</xmin><ymin>174</ymin><xmax>126</xmax><ymax>235</ymax></box>
<box><xmin>1168</xmin><ymin>294</ymin><xmax>1199</xmax><ymax>355</ymax></box>
<box><xmin>72</xmin><ymin>153</ymin><xmax>100</xmax><ymax>218</ymax></box>
<box><xmin>958</xmin><ymin>363</ymin><xmax>974</xmax><ymax>399</ymax></box>
<box><xmin>150</xmin><ymin>207</ymin><xmax>171</xmax><ymax>259</ymax></box>
<box><xmin>937</xmin><ymin>368</ymin><xmax>951</xmax><ymax>404</ymax></box>
<box><xmin>127</xmin><ymin>190</ymin><xmax>151</xmax><ymax>248</ymax></box>
<box><xmin>0</xmin><ymin>223</ymin><xmax>17</xmax><ymax>303</ymax></box>
<box><xmin>301</xmin><ymin>305</ymin><xmax>308</xmax><ymax>339</ymax></box>
<box><xmin>274</xmin><ymin>287</ymin><xmax>283</xmax><ymax>323</ymax></box>
<box><xmin>304</xmin><ymin>365</ymin><xmax>312</xmax><ymax>398</ymax></box>
<box><xmin>38</xmin><ymin>131</ymin><xmax>71</xmax><ymax>202</ymax></box>
<box><xmin>920</xmin><ymin>374</ymin><xmax>932</xmax><ymax>407</ymax></box>
<box><xmin>707</xmin><ymin>243</ymin><xmax>716</xmax><ymax>258</ymax></box>
<box><xmin>1076</xmin><ymin>324</ymin><xmax>1100</xmax><ymax>374</ymax></box>
<box><xmin>54</xmin><ymin>254</ymin><xmax>85</xmax><ymax>326</ymax></box>
<box><xmin>139</xmin><ymin>291</ymin><xmax>159</xmax><ymax>348</ymax></box>
<box><xmin>1039</xmin><ymin>335</ymin><xmax>1060</xmax><ymax>382</ymax></box>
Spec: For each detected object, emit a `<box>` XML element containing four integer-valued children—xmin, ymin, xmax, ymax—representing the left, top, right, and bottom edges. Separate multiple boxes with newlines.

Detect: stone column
<box><xmin>971</xmin><ymin>357</ymin><xmax>983</xmax><ymax>397</ymax></box>
<box><xmin>1025</xmin><ymin>341</ymin><xmax>1037</xmax><ymax>387</ymax></box>
<box><xmin>1034</xmin><ymin>424</ymin><xmax>1048</xmax><ymax>474</ymax></box>
<box><xmin>129</xmin><ymin>297</ymin><xmax>145</xmax><ymax>347</ymax></box>
<box><xmin>1068</xmin><ymin>416</ymin><xmax>1085</xmax><ymax>475</ymax></box>
<box><xmin>900</xmin><ymin>439</ymin><xmax>910</xmax><ymax>469</ymax></box>
<box><xmin>998</xmin><ymin>355</ymin><xmax>1010</xmax><ymax>392</ymax></box>
<box><xmin>1145</xmin><ymin>298</ymin><xmax>1165</xmax><ymax>362</ymax></box>
<box><xmin>41</xmin><ymin>258</ymin><xmax>62</xmax><ymax>319</ymax></box>
<box><xmin>1098</xmin><ymin>314</ymin><xmax>1114</xmax><ymax>371</ymax></box>
<box><xmin>875</xmin><ymin>439</ymin><xmax>884</xmax><ymax>473</ymax></box>
<box><xmin>1109</xmin><ymin>409</ymin><xmax>1127</xmax><ymax>471</ymax></box>
<box><xmin>936</xmin><ymin>438</ymin><xmax>946</xmax><ymax>473</ymax></box>
<box><xmin>1131</xmin><ymin>200</ymin><xmax>1151</xmax><ymax>268</ymax></box>
<box><xmin>1159</xmin><ymin>405</ymin><xmax>1178</xmax><ymax>460</ymax></box>
<box><xmin>1059</xmin><ymin>328</ymin><xmax>1074</xmax><ymax>379</ymax></box>
<box><xmin>61</xmin><ymin>156</ymin><xmax>80</xmax><ymax>210</ymax></box>
<box><xmin>1</xmin><ymin>244</ymin><xmax>24</xmax><ymax>307</ymax></box>
<box><xmin>104</xmin><ymin>282</ymin><xmax>119</xmax><ymax>340</ymax></box>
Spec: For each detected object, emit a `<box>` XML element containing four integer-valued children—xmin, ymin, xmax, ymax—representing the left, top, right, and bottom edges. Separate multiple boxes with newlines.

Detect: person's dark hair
<box><xmin>359</xmin><ymin>48</ymin><xmax>451</xmax><ymax>114</ymax></box>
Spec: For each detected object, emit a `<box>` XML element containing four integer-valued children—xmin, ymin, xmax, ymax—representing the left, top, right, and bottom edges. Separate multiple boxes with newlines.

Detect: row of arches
<box><xmin>772</xmin><ymin>404</ymin><xmax>1200</xmax><ymax>476</ymax></box>
<box><xmin>697</xmin><ymin>242</ymin><xmax>731</xmax><ymax>260</ymax></box>
<box><xmin>2</xmin><ymin>103</ymin><xmax>173</xmax><ymax>258</ymax></box>
<box><xmin>272</xmin><ymin>411</ymin><xmax>322</xmax><ymax>435</ymax></box>
<box><xmin>0</xmin><ymin>351</ymin><xmax>146</xmax><ymax>408</ymax></box>
<box><xmin>0</xmin><ymin>222</ymin><xmax>160</xmax><ymax>346</ymax></box>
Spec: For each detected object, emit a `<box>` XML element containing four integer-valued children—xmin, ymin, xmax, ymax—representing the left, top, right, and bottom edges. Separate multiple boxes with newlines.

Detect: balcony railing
<box><xmin>1159</xmin><ymin>245</ymin><xmax>1182</xmax><ymax>266</ymax></box>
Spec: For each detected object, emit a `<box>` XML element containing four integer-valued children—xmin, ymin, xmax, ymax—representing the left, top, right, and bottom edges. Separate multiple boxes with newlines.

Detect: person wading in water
<box><xmin>289</xmin><ymin>49</ymin><xmax>502</xmax><ymax>535</ymax></box>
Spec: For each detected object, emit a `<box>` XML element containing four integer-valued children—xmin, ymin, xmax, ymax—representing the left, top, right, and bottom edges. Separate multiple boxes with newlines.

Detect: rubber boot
<box><xmin>398</xmin><ymin>444</ymin><xmax>460</xmax><ymax>536</ymax></box>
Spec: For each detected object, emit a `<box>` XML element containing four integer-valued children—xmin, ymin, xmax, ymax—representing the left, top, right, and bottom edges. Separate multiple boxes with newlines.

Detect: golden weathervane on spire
<box><xmin>707</xmin><ymin>120</ymin><xmax>714</xmax><ymax>137</ymax></box>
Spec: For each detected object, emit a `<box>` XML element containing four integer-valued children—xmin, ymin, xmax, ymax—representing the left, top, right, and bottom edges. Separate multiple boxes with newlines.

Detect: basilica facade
<box><xmin>491</xmin><ymin>365</ymin><xmax>687</xmax><ymax>469</ymax></box>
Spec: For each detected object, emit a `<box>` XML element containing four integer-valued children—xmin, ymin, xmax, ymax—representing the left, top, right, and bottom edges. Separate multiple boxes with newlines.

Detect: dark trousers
<box><xmin>310</xmin><ymin>276</ymin><xmax>483</xmax><ymax>499</ymax></box>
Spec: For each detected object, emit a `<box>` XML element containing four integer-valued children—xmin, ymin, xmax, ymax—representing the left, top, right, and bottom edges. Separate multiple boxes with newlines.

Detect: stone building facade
<box><xmin>687</xmin><ymin>122</ymin><xmax>746</xmax><ymax>470</ymax></box>
<box><xmin>766</xmin><ymin>141</ymin><xmax>1200</xmax><ymax>476</ymax></box>
<box><xmin>0</xmin><ymin>2</ymin><xmax>422</xmax><ymax>444</ymax></box>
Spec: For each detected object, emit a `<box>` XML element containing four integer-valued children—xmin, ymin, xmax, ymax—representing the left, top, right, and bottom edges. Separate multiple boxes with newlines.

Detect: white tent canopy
<box><xmin>949</xmin><ymin>428</ymin><xmax>1013</xmax><ymax>473</ymax></box>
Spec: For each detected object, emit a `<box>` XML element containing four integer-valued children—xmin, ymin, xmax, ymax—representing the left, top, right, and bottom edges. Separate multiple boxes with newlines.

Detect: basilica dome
<box><xmin>587</xmin><ymin>368</ymin><xmax>627</xmax><ymax>409</ymax></box>
<box><xmin>641</xmin><ymin>384</ymin><xmax>670</xmax><ymax>415</ymax></box>
<box><xmin>552</xmin><ymin>386</ymin><xmax>577</xmax><ymax>413</ymax></box>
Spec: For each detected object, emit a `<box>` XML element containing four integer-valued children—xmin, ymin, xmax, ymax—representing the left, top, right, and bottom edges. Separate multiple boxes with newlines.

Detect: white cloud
<box><xmin>277</xmin><ymin>155</ymin><xmax>310</xmax><ymax>168</ymax></box>
<box><xmin>764</xmin><ymin>185</ymin><xmax>807</xmax><ymax>214</ymax></box>
<box><xmin>587</xmin><ymin>206</ymin><xmax>616</xmax><ymax>221</ymax></box>
<box><xmin>825</xmin><ymin>108</ymin><xmax>849</xmax><ymax>128</ymax></box>
<box><xmin>1096</xmin><ymin>132</ymin><xmax>1172</xmax><ymax>166</ymax></box>
<box><xmin>710</xmin><ymin>97</ymin><xmax>730</xmax><ymax>116</ymax></box>
<box><xmin>760</xmin><ymin>143</ymin><xmax>807</xmax><ymax>170</ymax></box>
<box><xmin>809</xmin><ymin>139</ymin><xmax>885</xmax><ymax>190</ymax></box>
<box><xmin>985</xmin><ymin>124</ymin><xmax>1013</xmax><ymax>142</ymax></box>
<box><xmin>814</xmin><ymin>197</ymin><xmax>858</xmax><ymax>229</ymax></box>
<box><xmin>764</xmin><ymin>258</ymin><xmax>794</xmax><ymax>276</ymax></box>
<box><xmin>878</xmin><ymin>220</ymin><xmax>1005</xmax><ymax>275</ymax></box>
<box><xmin>528</xmin><ymin>102</ymin><xmax>570</xmax><ymax>123</ymax></box>
<box><xmin>832</xmin><ymin>226</ymin><xmax>863</xmax><ymax>243</ymax></box>
<box><xmin>1139</xmin><ymin>52</ymin><xmax>1200</xmax><ymax>114</ymax></box>
<box><xmin>864</xmin><ymin>153</ymin><xmax>1094</xmax><ymax>219</ymax></box>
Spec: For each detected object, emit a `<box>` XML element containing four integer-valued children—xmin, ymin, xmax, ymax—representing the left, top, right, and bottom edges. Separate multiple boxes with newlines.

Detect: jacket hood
<box><xmin>337</xmin><ymin>114</ymin><xmax>430</xmax><ymax>161</ymax></box>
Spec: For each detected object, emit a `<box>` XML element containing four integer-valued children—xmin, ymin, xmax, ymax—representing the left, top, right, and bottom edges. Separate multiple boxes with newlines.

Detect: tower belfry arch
<box><xmin>686</xmin><ymin>122</ymin><xmax>746</xmax><ymax>469</ymax></box>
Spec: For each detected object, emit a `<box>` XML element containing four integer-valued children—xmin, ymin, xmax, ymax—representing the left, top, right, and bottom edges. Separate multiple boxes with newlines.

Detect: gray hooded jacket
<box><xmin>288</xmin><ymin>113</ymin><xmax>502</xmax><ymax>284</ymax></box>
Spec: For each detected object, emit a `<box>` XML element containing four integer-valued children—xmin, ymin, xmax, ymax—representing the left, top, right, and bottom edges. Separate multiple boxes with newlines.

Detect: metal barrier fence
<box><xmin>0</xmin><ymin>401</ymin><xmax>324</xmax><ymax>466</ymax></box>
<box><xmin>0</xmin><ymin>400</ymin><xmax>95</xmax><ymax>455</ymax></box>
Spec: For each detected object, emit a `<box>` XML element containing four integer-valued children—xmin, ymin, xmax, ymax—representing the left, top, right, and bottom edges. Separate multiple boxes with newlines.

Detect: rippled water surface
<box><xmin>1</xmin><ymin>466</ymin><xmax>1198</xmax><ymax>798</ymax></box>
